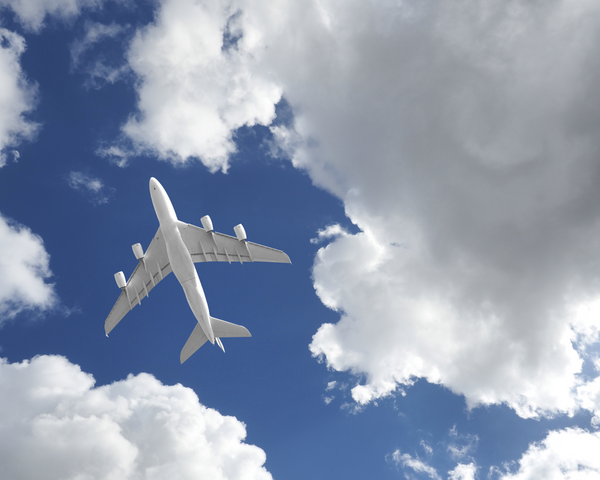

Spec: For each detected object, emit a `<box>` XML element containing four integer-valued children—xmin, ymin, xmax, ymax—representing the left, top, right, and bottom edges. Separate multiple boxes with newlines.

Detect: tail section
<box><xmin>210</xmin><ymin>317</ymin><xmax>252</xmax><ymax>339</ymax></box>
<box><xmin>180</xmin><ymin>317</ymin><xmax>251</xmax><ymax>363</ymax></box>
<box><xmin>180</xmin><ymin>323</ymin><xmax>208</xmax><ymax>364</ymax></box>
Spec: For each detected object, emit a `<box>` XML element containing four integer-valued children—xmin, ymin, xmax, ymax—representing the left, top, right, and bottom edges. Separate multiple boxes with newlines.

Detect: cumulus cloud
<box><xmin>67</xmin><ymin>171</ymin><xmax>114</xmax><ymax>204</ymax></box>
<box><xmin>0</xmin><ymin>28</ymin><xmax>39</xmax><ymax>166</ymax></box>
<box><xmin>0</xmin><ymin>213</ymin><xmax>56</xmax><ymax>323</ymax></box>
<box><xmin>111</xmin><ymin>0</ymin><xmax>600</xmax><ymax>419</ymax></box>
<box><xmin>0</xmin><ymin>0</ymin><xmax>101</xmax><ymax>32</ymax></box>
<box><xmin>116</xmin><ymin>0</ymin><xmax>281</xmax><ymax>171</ymax></box>
<box><xmin>265</xmin><ymin>0</ymin><xmax>600</xmax><ymax>417</ymax></box>
<box><xmin>0</xmin><ymin>355</ymin><xmax>273</xmax><ymax>480</ymax></box>
<box><xmin>497</xmin><ymin>428</ymin><xmax>600</xmax><ymax>479</ymax></box>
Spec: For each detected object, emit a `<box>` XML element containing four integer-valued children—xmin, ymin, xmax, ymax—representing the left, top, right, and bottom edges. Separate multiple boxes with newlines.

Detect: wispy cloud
<box><xmin>0</xmin><ymin>0</ymin><xmax>102</xmax><ymax>32</ymax></box>
<box><xmin>70</xmin><ymin>21</ymin><xmax>131</xmax><ymax>88</ymax></box>
<box><xmin>389</xmin><ymin>450</ymin><xmax>441</xmax><ymax>480</ymax></box>
<box><xmin>67</xmin><ymin>171</ymin><xmax>114</xmax><ymax>205</ymax></box>
<box><xmin>0</xmin><ymin>29</ymin><xmax>39</xmax><ymax>167</ymax></box>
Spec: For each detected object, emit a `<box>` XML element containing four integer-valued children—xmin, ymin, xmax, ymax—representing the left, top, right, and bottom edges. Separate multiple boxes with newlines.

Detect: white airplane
<box><xmin>105</xmin><ymin>177</ymin><xmax>291</xmax><ymax>363</ymax></box>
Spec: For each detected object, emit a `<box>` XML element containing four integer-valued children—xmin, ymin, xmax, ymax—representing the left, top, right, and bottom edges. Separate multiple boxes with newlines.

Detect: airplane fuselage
<box><xmin>149</xmin><ymin>178</ymin><xmax>215</xmax><ymax>344</ymax></box>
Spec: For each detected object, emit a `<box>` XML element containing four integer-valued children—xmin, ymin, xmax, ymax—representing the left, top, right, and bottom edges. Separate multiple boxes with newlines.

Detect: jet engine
<box><xmin>234</xmin><ymin>224</ymin><xmax>247</xmax><ymax>241</ymax></box>
<box><xmin>201</xmin><ymin>215</ymin><xmax>213</xmax><ymax>232</ymax></box>
<box><xmin>114</xmin><ymin>271</ymin><xmax>126</xmax><ymax>289</ymax></box>
<box><xmin>132</xmin><ymin>243</ymin><xmax>144</xmax><ymax>260</ymax></box>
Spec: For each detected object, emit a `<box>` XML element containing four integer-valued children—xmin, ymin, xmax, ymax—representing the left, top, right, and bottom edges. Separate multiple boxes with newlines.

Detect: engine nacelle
<box><xmin>201</xmin><ymin>215</ymin><xmax>213</xmax><ymax>232</ymax></box>
<box><xmin>234</xmin><ymin>224</ymin><xmax>247</xmax><ymax>242</ymax></box>
<box><xmin>114</xmin><ymin>271</ymin><xmax>126</xmax><ymax>289</ymax></box>
<box><xmin>132</xmin><ymin>243</ymin><xmax>144</xmax><ymax>260</ymax></box>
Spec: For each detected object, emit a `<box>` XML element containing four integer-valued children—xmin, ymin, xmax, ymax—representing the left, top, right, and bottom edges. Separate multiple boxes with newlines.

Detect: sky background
<box><xmin>1</xmin><ymin>0</ymin><xmax>600</xmax><ymax>478</ymax></box>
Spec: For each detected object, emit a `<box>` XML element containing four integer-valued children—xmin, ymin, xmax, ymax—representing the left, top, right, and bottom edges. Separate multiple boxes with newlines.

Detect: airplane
<box><xmin>105</xmin><ymin>177</ymin><xmax>291</xmax><ymax>363</ymax></box>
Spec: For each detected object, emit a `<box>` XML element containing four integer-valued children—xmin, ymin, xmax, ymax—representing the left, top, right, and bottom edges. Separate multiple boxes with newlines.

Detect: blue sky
<box><xmin>1</xmin><ymin>1</ymin><xmax>600</xmax><ymax>479</ymax></box>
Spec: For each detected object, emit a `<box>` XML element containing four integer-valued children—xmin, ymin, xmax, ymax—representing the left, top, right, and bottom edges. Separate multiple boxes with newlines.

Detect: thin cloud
<box><xmin>67</xmin><ymin>171</ymin><xmax>114</xmax><ymax>205</ymax></box>
<box><xmin>0</xmin><ymin>28</ymin><xmax>39</xmax><ymax>166</ymax></box>
<box><xmin>0</xmin><ymin>0</ymin><xmax>103</xmax><ymax>32</ymax></box>
<box><xmin>389</xmin><ymin>450</ymin><xmax>441</xmax><ymax>480</ymax></box>
<box><xmin>70</xmin><ymin>21</ymin><xmax>131</xmax><ymax>88</ymax></box>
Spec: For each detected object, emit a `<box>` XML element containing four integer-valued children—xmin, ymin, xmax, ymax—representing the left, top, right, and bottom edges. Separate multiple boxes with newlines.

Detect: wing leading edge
<box><xmin>104</xmin><ymin>227</ymin><xmax>172</xmax><ymax>335</ymax></box>
<box><xmin>176</xmin><ymin>221</ymin><xmax>291</xmax><ymax>264</ymax></box>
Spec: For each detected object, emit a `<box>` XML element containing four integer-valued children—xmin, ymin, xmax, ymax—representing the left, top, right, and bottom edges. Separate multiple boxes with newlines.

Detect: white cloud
<box><xmin>447</xmin><ymin>427</ymin><xmax>478</xmax><ymax>461</ymax></box>
<box><xmin>70</xmin><ymin>21</ymin><xmax>130</xmax><ymax>86</ymax></box>
<box><xmin>389</xmin><ymin>450</ymin><xmax>441</xmax><ymax>480</ymax></box>
<box><xmin>264</xmin><ymin>0</ymin><xmax>600</xmax><ymax>418</ymax></box>
<box><xmin>0</xmin><ymin>213</ymin><xmax>56</xmax><ymax>322</ymax></box>
<box><xmin>67</xmin><ymin>171</ymin><xmax>114</xmax><ymax>204</ymax></box>
<box><xmin>116</xmin><ymin>0</ymin><xmax>281</xmax><ymax>171</ymax></box>
<box><xmin>0</xmin><ymin>0</ymin><xmax>101</xmax><ymax>32</ymax></box>
<box><xmin>497</xmin><ymin>428</ymin><xmax>600</xmax><ymax>480</ymax></box>
<box><xmin>111</xmin><ymin>0</ymin><xmax>600</xmax><ymax>419</ymax></box>
<box><xmin>448</xmin><ymin>463</ymin><xmax>477</xmax><ymax>480</ymax></box>
<box><xmin>310</xmin><ymin>224</ymin><xmax>349</xmax><ymax>244</ymax></box>
<box><xmin>0</xmin><ymin>28</ymin><xmax>39</xmax><ymax>166</ymax></box>
<box><xmin>0</xmin><ymin>355</ymin><xmax>273</xmax><ymax>480</ymax></box>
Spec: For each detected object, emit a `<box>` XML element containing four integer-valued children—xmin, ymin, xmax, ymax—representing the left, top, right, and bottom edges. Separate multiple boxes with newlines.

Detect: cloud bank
<box><xmin>0</xmin><ymin>213</ymin><xmax>56</xmax><ymax>322</ymax></box>
<box><xmin>0</xmin><ymin>355</ymin><xmax>273</xmax><ymax>480</ymax></box>
<box><xmin>112</xmin><ymin>0</ymin><xmax>600</xmax><ymax>419</ymax></box>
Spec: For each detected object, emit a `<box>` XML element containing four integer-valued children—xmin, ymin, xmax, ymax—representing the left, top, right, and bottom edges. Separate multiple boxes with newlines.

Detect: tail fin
<box><xmin>180</xmin><ymin>317</ymin><xmax>251</xmax><ymax>363</ymax></box>
<box><xmin>180</xmin><ymin>323</ymin><xmax>208</xmax><ymax>364</ymax></box>
<box><xmin>210</xmin><ymin>317</ymin><xmax>252</xmax><ymax>339</ymax></box>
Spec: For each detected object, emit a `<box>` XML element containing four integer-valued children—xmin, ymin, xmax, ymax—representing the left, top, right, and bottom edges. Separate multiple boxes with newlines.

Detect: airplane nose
<box><xmin>149</xmin><ymin>177</ymin><xmax>159</xmax><ymax>191</ymax></box>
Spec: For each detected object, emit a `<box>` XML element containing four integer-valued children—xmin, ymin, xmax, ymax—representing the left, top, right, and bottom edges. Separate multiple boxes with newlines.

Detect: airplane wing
<box><xmin>104</xmin><ymin>227</ymin><xmax>172</xmax><ymax>335</ymax></box>
<box><xmin>176</xmin><ymin>221</ymin><xmax>291</xmax><ymax>264</ymax></box>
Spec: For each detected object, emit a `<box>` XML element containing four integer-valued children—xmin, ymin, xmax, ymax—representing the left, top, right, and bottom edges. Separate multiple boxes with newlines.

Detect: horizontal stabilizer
<box><xmin>210</xmin><ymin>317</ymin><xmax>252</xmax><ymax>338</ymax></box>
<box><xmin>180</xmin><ymin>323</ymin><xmax>208</xmax><ymax>364</ymax></box>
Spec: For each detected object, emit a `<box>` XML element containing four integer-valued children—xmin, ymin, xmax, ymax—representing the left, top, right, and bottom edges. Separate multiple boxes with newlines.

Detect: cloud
<box><xmin>109</xmin><ymin>0</ymin><xmax>600</xmax><ymax>419</ymax></box>
<box><xmin>70</xmin><ymin>21</ymin><xmax>131</xmax><ymax>88</ymax></box>
<box><xmin>262</xmin><ymin>0</ymin><xmax>600</xmax><ymax>418</ymax></box>
<box><xmin>0</xmin><ymin>213</ymin><xmax>56</xmax><ymax>323</ymax></box>
<box><xmin>117</xmin><ymin>0</ymin><xmax>282</xmax><ymax>171</ymax></box>
<box><xmin>0</xmin><ymin>355</ymin><xmax>273</xmax><ymax>480</ymax></box>
<box><xmin>447</xmin><ymin>427</ymin><xmax>478</xmax><ymax>461</ymax></box>
<box><xmin>0</xmin><ymin>0</ymin><xmax>101</xmax><ymax>32</ymax></box>
<box><xmin>389</xmin><ymin>450</ymin><xmax>441</xmax><ymax>480</ymax></box>
<box><xmin>0</xmin><ymin>28</ymin><xmax>39</xmax><ymax>166</ymax></box>
<box><xmin>497</xmin><ymin>428</ymin><xmax>600</xmax><ymax>479</ymax></box>
<box><xmin>310</xmin><ymin>224</ymin><xmax>349</xmax><ymax>244</ymax></box>
<box><xmin>448</xmin><ymin>463</ymin><xmax>477</xmax><ymax>480</ymax></box>
<box><xmin>67</xmin><ymin>171</ymin><xmax>114</xmax><ymax>204</ymax></box>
